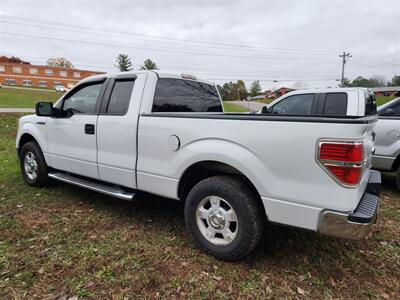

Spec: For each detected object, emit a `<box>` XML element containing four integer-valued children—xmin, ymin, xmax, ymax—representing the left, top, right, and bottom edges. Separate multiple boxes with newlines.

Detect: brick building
<box><xmin>0</xmin><ymin>62</ymin><xmax>105</xmax><ymax>89</ymax></box>
<box><xmin>265</xmin><ymin>87</ymin><xmax>296</xmax><ymax>100</ymax></box>
<box><xmin>370</xmin><ymin>86</ymin><xmax>400</xmax><ymax>97</ymax></box>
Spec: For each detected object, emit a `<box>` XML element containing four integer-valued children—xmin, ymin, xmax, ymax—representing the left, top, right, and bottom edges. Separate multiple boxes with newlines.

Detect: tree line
<box><xmin>342</xmin><ymin>75</ymin><xmax>400</xmax><ymax>88</ymax></box>
<box><xmin>217</xmin><ymin>80</ymin><xmax>262</xmax><ymax>101</ymax></box>
<box><xmin>114</xmin><ymin>54</ymin><xmax>158</xmax><ymax>71</ymax></box>
<box><xmin>0</xmin><ymin>55</ymin><xmax>159</xmax><ymax>71</ymax></box>
<box><xmin>2</xmin><ymin>55</ymin><xmax>399</xmax><ymax>98</ymax></box>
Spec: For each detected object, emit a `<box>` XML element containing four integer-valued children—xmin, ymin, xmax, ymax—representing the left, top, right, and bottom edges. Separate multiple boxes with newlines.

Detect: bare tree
<box><xmin>47</xmin><ymin>57</ymin><xmax>74</xmax><ymax>68</ymax></box>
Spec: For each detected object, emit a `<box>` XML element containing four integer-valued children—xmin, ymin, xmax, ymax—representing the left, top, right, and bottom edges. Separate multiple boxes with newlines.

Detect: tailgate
<box><xmin>315</xmin><ymin>116</ymin><xmax>378</xmax><ymax>212</ymax></box>
<box><xmin>357</xmin><ymin>120</ymin><xmax>376</xmax><ymax>201</ymax></box>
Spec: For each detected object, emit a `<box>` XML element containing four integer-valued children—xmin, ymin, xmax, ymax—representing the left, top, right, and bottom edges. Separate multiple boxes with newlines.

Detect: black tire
<box><xmin>19</xmin><ymin>141</ymin><xmax>49</xmax><ymax>187</ymax></box>
<box><xmin>184</xmin><ymin>175</ymin><xmax>264</xmax><ymax>261</ymax></box>
<box><xmin>396</xmin><ymin>169</ymin><xmax>400</xmax><ymax>191</ymax></box>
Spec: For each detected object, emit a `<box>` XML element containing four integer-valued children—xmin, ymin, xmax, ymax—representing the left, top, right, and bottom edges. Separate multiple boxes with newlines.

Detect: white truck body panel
<box><xmin>137</xmin><ymin>115</ymin><xmax>373</xmax><ymax>230</ymax></box>
<box><xmin>374</xmin><ymin>118</ymin><xmax>400</xmax><ymax>169</ymax></box>
<box><xmin>372</xmin><ymin>97</ymin><xmax>400</xmax><ymax>171</ymax></box>
<box><xmin>46</xmin><ymin>114</ymin><xmax>99</xmax><ymax>179</ymax></box>
<box><xmin>96</xmin><ymin>74</ymin><xmax>148</xmax><ymax>188</ymax></box>
<box><xmin>16</xmin><ymin>70</ymin><xmax>378</xmax><ymax>235</ymax></box>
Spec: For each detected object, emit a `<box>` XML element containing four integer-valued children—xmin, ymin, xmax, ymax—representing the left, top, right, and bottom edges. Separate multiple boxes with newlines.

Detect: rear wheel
<box><xmin>19</xmin><ymin>141</ymin><xmax>49</xmax><ymax>187</ymax></box>
<box><xmin>184</xmin><ymin>176</ymin><xmax>264</xmax><ymax>261</ymax></box>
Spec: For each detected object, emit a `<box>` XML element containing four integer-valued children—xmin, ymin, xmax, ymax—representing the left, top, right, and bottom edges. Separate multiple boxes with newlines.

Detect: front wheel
<box><xmin>19</xmin><ymin>141</ymin><xmax>49</xmax><ymax>187</ymax></box>
<box><xmin>395</xmin><ymin>169</ymin><xmax>400</xmax><ymax>191</ymax></box>
<box><xmin>184</xmin><ymin>176</ymin><xmax>264</xmax><ymax>261</ymax></box>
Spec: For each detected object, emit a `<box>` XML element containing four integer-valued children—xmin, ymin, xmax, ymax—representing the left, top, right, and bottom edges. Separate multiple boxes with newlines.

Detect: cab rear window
<box><xmin>323</xmin><ymin>93</ymin><xmax>348</xmax><ymax>115</ymax></box>
<box><xmin>152</xmin><ymin>78</ymin><xmax>223</xmax><ymax>113</ymax></box>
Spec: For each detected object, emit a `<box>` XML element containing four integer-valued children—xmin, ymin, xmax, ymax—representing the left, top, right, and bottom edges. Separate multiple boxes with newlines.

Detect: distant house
<box><xmin>249</xmin><ymin>95</ymin><xmax>267</xmax><ymax>101</ymax></box>
<box><xmin>265</xmin><ymin>87</ymin><xmax>296</xmax><ymax>100</ymax></box>
<box><xmin>370</xmin><ymin>86</ymin><xmax>400</xmax><ymax>97</ymax></box>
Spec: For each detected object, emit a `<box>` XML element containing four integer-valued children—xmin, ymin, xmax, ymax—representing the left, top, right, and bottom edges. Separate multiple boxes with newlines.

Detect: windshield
<box><xmin>377</xmin><ymin>97</ymin><xmax>400</xmax><ymax>112</ymax></box>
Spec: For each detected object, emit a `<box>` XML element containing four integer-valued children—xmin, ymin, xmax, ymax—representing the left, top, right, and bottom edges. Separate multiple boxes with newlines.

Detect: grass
<box><xmin>376</xmin><ymin>95</ymin><xmax>397</xmax><ymax>106</ymax></box>
<box><xmin>1</xmin><ymin>113</ymin><xmax>400</xmax><ymax>299</ymax></box>
<box><xmin>0</xmin><ymin>88</ymin><xmax>249</xmax><ymax>112</ymax></box>
<box><xmin>223</xmin><ymin>102</ymin><xmax>249</xmax><ymax>113</ymax></box>
<box><xmin>1</xmin><ymin>87</ymin><xmax>396</xmax><ymax>110</ymax></box>
<box><xmin>255</xmin><ymin>99</ymin><xmax>274</xmax><ymax>105</ymax></box>
<box><xmin>0</xmin><ymin>88</ymin><xmax>60</xmax><ymax>108</ymax></box>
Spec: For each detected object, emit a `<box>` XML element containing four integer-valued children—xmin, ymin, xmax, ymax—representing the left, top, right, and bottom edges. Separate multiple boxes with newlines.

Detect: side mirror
<box><xmin>261</xmin><ymin>106</ymin><xmax>270</xmax><ymax>114</ymax></box>
<box><xmin>35</xmin><ymin>102</ymin><xmax>54</xmax><ymax>117</ymax></box>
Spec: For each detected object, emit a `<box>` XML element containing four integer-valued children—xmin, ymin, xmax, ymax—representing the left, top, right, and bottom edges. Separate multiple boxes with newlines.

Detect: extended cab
<box><xmin>261</xmin><ymin>88</ymin><xmax>377</xmax><ymax>117</ymax></box>
<box><xmin>16</xmin><ymin>72</ymin><xmax>381</xmax><ymax>260</ymax></box>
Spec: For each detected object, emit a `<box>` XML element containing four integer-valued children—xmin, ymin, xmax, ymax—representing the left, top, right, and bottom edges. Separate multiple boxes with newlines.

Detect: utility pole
<box><xmin>339</xmin><ymin>51</ymin><xmax>352</xmax><ymax>87</ymax></box>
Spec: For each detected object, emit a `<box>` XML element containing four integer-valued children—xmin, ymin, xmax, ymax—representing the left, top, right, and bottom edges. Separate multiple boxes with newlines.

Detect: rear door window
<box><xmin>323</xmin><ymin>93</ymin><xmax>348</xmax><ymax>115</ymax></box>
<box><xmin>152</xmin><ymin>78</ymin><xmax>223</xmax><ymax>112</ymax></box>
<box><xmin>270</xmin><ymin>94</ymin><xmax>315</xmax><ymax>115</ymax></box>
<box><xmin>106</xmin><ymin>79</ymin><xmax>135</xmax><ymax>115</ymax></box>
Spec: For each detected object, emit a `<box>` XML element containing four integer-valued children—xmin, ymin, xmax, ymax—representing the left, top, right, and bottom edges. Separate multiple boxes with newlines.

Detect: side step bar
<box><xmin>48</xmin><ymin>172</ymin><xmax>135</xmax><ymax>201</ymax></box>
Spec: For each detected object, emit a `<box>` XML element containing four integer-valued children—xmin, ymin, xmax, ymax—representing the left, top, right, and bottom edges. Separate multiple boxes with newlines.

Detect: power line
<box><xmin>0</xmin><ymin>49</ymin><xmax>352</xmax><ymax>78</ymax></box>
<box><xmin>352</xmin><ymin>54</ymin><xmax>400</xmax><ymax>68</ymax></box>
<box><xmin>5</xmin><ymin>16</ymin><xmax>398</xmax><ymax>74</ymax></box>
<box><xmin>0</xmin><ymin>50</ymin><xmax>345</xmax><ymax>79</ymax></box>
<box><xmin>3</xmin><ymin>19</ymin><xmax>333</xmax><ymax>56</ymax></box>
<box><xmin>5</xmin><ymin>0</ymin><xmax>396</xmax><ymax>4</ymax></box>
<box><xmin>349</xmin><ymin>60</ymin><xmax>399</xmax><ymax>74</ymax></box>
<box><xmin>5</xmin><ymin>16</ymin><xmax>398</xmax><ymax>72</ymax></box>
<box><xmin>2</xmin><ymin>16</ymin><xmax>396</xmax><ymax>83</ymax></box>
<box><xmin>4</xmin><ymin>16</ymin><xmax>398</xmax><ymax>71</ymax></box>
<box><xmin>3</xmin><ymin>15</ymin><xmax>339</xmax><ymax>55</ymax></box>
<box><xmin>208</xmin><ymin>78</ymin><xmax>340</xmax><ymax>82</ymax></box>
<box><xmin>1</xmin><ymin>31</ymin><xmax>340</xmax><ymax>62</ymax></box>
<box><xmin>4</xmin><ymin>57</ymin><xmax>343</xmax><ymax>79</ymax></box>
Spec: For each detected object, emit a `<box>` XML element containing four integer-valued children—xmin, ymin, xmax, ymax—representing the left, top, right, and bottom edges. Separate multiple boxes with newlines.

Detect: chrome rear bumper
<box><xmin>318</xmin><ymin>170</ymin><xmax>381</xmax><ymax>240</ymax></box>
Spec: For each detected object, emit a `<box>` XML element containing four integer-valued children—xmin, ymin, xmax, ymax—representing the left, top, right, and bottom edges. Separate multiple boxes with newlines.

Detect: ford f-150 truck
<box><xmin>372</xmin><ymin>97</ymin><xmax>400</xmax><ymax>189</ymax></box>
<box><xmin>16</xmin><ymin>71</ymin><xmax>381</xmax><ymax>260</ymax></box>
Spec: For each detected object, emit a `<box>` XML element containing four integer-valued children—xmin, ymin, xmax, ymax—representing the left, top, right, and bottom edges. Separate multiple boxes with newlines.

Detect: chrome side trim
<box><xmin>48</xmin><ymin>172</ymin><xmax>134</xmax><ymax>201</ymax></box>
<box><xmin>372</xmin><ymin>154</ymin><xmax>395</xmax><ymax>160</ymax></box>
<box><xmin>372</xmin><ymin>155</ymin><xmax>396</xmax><ymax>171</ymax></box>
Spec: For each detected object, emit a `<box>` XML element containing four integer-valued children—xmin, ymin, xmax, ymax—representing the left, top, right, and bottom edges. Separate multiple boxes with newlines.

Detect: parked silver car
<box><xmin>54</xmin><ymin>85</ymin><xmax>68</xmax><ymax>92</ymax></box>
<box><xmin>372</xmin><ymin>97</ymin><xmax>400</xmax><ymax>189</ymax></box>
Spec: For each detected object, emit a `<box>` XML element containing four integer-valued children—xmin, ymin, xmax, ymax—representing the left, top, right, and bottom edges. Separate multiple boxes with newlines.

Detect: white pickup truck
<box><xmin>16</xmin><ymin>71</ymin><xmax>381</xmax><ymax>260</ymax></box>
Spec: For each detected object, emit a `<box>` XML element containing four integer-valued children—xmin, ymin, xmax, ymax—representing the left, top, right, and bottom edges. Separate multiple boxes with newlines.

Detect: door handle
<box><xmin>85</xmin><ymin>124</ymin><xmax>95</xmax><ymax>135</ymax></box>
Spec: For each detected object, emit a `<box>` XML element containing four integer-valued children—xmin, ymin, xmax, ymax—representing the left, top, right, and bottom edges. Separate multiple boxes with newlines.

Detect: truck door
<box><xmin>96</xmin><ymin>73</ymin><xmax>146</xmax><ymax>189</ymax></box>
<box><xmin>375</xmin><ymin>99</ymin><xmax>400</xmax><ymax>163</ymax></box>
<box><xmin>47</xmin><ymin>79</ymin><xmax>107</xmax><ymax>179</ymax></box>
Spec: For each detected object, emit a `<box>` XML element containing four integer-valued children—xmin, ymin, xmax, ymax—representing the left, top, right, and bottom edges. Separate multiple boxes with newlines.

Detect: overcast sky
<box><xmin>1</xmin><ymin>0</ymin><xmax>399</xmax><ymax>90</ymax></box>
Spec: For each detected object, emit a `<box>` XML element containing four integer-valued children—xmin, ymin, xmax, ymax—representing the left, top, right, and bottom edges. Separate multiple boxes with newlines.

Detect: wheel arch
<box><xmin>18</xmin><ymin>133</ymin><xmax>39</xmax><ymax>155</ymax></box>
<box><xmin>177</xmin><ymin>160</ymin><xmax>266</xmax><ymax>217</ymax></box>
<box><xmin>391</xmin><ymin>153</ymin><xmax>400</xmax><ymax>172</ymax></box>
<box><xmin>17</xmin><ymin>125</ymin><xmax>47</xmax><ymax>159</ymax></box>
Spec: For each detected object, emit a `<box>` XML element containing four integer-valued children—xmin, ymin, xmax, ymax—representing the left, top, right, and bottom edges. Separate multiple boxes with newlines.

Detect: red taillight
<box><xmin>318</xmin><ymin>141</ymin><xmax>365</xmax><ymax>187</ymax></box>
<box><xmin>325</xmin><ymin>165</ymin><xmax>362</xmax><ymax>185</ymax></box>
<box><xmin>320</xmin><ymin>143</ymin><xmax>363</xmax><ymax>162</ymax></box>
